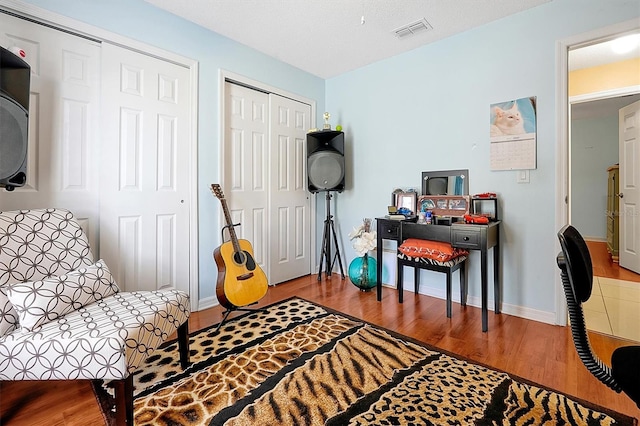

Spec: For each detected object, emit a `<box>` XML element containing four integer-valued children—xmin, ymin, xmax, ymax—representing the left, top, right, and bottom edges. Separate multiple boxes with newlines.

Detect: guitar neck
<box><xmin>212</xmin><ymin>184</ymin><xmax>242</xmax><ymax>254</ymax></box>
<box><xmin>221</xmin><ymin>201</ymin><xmax>242</xmax><ymax>252</ymax></box>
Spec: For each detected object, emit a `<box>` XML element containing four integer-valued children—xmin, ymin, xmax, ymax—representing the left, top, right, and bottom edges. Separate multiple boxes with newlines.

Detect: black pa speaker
<box><xmin>1</xmin><ymin>47</ymin><xmax>30</xmax><ymax>191</ymax></box>
<box><xmin>307</xmin><ymin>130</ymin><xmax>345</xmax><ymax>192</ymax></box>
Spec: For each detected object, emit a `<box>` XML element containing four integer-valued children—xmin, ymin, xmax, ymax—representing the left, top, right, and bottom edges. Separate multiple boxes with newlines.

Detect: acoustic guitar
<box><xmin>210</xmin><ymin>184</ymin><xmax>268</xmax><ymax>309</ymax></box>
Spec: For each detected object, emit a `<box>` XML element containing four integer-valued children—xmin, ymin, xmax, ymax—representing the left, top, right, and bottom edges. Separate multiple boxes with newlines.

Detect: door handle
<box><xmin>617</xmin><ymin>193</ymin><xmax>624</xmax><ymax>198</ymax></box>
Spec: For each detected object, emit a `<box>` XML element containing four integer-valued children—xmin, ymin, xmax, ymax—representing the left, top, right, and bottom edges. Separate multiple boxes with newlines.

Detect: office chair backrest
<box><xmin>556</xmin><ymin>224</ymin><xmax>620</xmax><ymax>391</ymax></box>
<box><xmin>557</xmin><ymin>224</ymin><xmax>593</xmax><ymax>304</ymax></box>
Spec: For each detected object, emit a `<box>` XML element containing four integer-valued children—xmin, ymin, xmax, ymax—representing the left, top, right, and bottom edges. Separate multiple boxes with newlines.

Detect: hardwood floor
<box><xmin>587</xmin><ymin>240</ymin><xmax>640</xmax><ymax>283</ymax></box>
<box><xmin>1</xmin><ymin>274</ymin><xmax>639</xmax><ymax>424</ymax></box>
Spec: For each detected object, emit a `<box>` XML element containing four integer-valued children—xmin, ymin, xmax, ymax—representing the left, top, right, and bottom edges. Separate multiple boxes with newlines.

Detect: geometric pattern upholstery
<box><xmin>1</xmin><ymin>209</ymin><xmax>95</xmax><ymax>336</ymax></box>
<box><xmin>0</xmin><ymin>290</ymin><xmax>189</xmax><ymax>380</ymax></box>
<box><xmin>7</xmin><ymin>259</ymin><xmax>120</xmax><ymax>331</ymax></box>
<box><xmin>0</xmin><ymin>208</ymin><xmax>190</xmax><ymax>382</ymax></box>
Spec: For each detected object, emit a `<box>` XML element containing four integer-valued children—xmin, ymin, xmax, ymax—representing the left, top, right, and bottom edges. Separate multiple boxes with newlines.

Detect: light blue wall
<box><xmin>17</xmin><ymin>0</ymin><xmax>640</xmax><ymax>317</ymax></box>
<box><xmin>571</xmin><ymin>115</ymin><xmax>618</xmax><ymax>240</ymax></box>
<box><xmin>20</xmin><ymin>0</ymin><xmax>326</xmax><ymax>302</ymax></box>
<box><xmin>325</xmin><ymin>0</ymin><xmax>639</xmax><ymax>315</ymax></box>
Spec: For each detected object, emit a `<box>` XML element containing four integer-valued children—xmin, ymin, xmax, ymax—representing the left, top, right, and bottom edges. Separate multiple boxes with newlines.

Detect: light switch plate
<box><xmin>517</xmin><ymin>170</ymin><xmax>530</xmax><ymax>183</ymax></box>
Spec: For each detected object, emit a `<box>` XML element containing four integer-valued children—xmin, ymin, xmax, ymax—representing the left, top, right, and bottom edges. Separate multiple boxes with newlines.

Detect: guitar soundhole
<box><xmin>233</xmin><ymin>250</ymin><xmax>256</xmax><ymax>271</ymax></box>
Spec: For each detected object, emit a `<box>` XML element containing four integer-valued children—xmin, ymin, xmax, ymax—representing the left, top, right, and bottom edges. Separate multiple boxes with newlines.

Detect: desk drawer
<box><xmin>451</xmin><ymin>227</ymin><xmax>482</xmax><ymax>249</ymax></box>
<box><xmin>380</xmin><ymin>220</ymin><xmax>401</xmax><ymax>240</ymax></box>
<box><xmin>376</xmin><ymin>218</ymin><xmax>400</xmax><ymax>242</ymax></box>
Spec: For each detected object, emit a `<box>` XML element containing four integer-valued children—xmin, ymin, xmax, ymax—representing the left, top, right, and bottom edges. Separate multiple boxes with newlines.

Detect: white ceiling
<box><xmin>144</xmin><ymin>0</ymin><xmax>552</xmax><ymax>79</ymax></box>
<box><xmin>569</xmin><ymin>35</ymin><xmax>640</xmax><ymax>71</ymax></box>
<box><xmin>144</xmin><ymin>0</ymin><xmax>638</xmax><ymax>118</ymax></box>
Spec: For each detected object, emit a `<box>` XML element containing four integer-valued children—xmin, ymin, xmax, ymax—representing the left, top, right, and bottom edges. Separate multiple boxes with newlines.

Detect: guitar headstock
<box><xmin>211</xmin><ymin>184</ymin><xmax>224</xmax><ymax>200</ymax></box>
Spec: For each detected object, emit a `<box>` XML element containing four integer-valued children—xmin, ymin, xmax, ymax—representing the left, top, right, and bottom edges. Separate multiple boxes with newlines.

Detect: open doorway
<box><xmin>568</xmin><ymin>32</ymin><xmax>640</xmax><ymax>342</ymax></box>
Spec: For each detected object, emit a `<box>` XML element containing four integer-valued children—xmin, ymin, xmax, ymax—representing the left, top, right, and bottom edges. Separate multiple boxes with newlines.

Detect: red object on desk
<box><xmin>473</xmin><ymin>192</ymin><xmax>497</xmax><ymax>199</ymax></box>
<box><xmin>464</xmin><ymin>214</ymin><xmax>489</xmax><ymax>224</ymax></box>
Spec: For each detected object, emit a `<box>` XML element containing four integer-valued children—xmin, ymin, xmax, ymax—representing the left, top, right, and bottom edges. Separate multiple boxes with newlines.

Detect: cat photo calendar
<box><xmin>489</xmin><ymin>96</ymin><xmax>537</xmax><ymax>170</ymax></box>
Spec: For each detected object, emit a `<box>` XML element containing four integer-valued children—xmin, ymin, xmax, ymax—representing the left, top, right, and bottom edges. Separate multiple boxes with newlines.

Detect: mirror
<box><xmin>421</xmin><ymin>169</ymin><xmax>469</xmax><ymax>195</ymax></box>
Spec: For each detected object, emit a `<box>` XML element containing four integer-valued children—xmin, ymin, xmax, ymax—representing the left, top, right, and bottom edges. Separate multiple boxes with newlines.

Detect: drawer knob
<box><xmin>463</xmin><ymin>236</ymin><xmax>470</xmax><ymax>241</ymax></box>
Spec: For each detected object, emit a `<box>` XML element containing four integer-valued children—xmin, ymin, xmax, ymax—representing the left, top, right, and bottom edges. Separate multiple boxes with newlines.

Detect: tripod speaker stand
<box><xmin>318</xmin><ymin>191</ymin><xmax>345</xmax><ymax>280</ymax></box>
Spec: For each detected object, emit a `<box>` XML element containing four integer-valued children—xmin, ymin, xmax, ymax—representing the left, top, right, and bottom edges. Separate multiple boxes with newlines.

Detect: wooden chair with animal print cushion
<box><xmin>397</xmin><ymin>221</ymin><xmax>468</xmax><ymax>318</ymax></box>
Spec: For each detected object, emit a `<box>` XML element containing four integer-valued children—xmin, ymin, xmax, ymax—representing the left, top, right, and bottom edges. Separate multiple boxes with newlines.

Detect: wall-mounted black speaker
<box><xmin>1</xmin><ymin>46</ymin><xmax>30</xmax><ymax>191</ymax></box>
<box><xmin>307</xmin><ymin>130</ymin><xmax>345</xmax><ymax>192</ymax></box>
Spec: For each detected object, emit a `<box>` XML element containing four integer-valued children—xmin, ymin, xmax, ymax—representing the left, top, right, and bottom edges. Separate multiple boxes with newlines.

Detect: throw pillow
<box><xmin>7</xmin><ymin>259</ymin><xmax>120</xmax><ymax>331</ymax></box>
<box><xmin>0</xmin><ymin>286</ymin><xmax>19</xmax><ymax>337</ymax></box>
<box><xmin>398</xmin><ymin>238</ymin><xmax>469</xmax><ymax>262</ymax></box>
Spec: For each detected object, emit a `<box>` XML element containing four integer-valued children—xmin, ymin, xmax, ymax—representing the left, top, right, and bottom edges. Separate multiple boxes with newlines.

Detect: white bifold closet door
<box><xmin>0</xmin><ymin>12</ymin><xmax>101</xmax><ymax>248</ymax></box>
<box><xmin>0</xmin><ymin>12</ymin><xmax>193</xmax><ymax>295</ymax></box>
<box><xmin>99</xmin><ymin>42</ymin><xmax>192</xmax><ymax>293</ymax></box>
<box><xmin>223</xmin><ymin>82</ymin><xmax>312</xmax><ymax>286</ymax></box>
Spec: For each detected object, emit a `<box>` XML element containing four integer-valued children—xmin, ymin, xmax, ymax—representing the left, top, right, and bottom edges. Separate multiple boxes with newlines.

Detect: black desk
<box><xmin>376</xmin><ymin>217</ymin><xmax>501</xmax><ymax>332</ymax></box>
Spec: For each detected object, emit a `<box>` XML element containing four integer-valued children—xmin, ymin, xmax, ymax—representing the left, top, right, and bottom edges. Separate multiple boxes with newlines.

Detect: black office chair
<box><xmin>556</xmin><ymin>224</ymin><xmax>640</xmax><ymax>408</ymax></box>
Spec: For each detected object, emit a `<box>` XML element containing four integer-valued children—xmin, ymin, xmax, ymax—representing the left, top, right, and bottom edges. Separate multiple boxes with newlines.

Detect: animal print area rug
<box><xmin>93</xmin><ymin>297</ymin><xmax>636</xmax><ymax>426</ymax></box>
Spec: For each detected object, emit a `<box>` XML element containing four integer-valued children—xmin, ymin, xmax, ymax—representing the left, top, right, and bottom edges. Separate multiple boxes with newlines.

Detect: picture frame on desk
<box><xmin>471</xmin><ymin>197</ymin><xmax>499</xmax><ymax>221</ymax></box>
<box><xmin>395</xmin><ymin>192</ymin><xmax>417</xmax><ymax>214</ymax></box>
<box><xmin>418</xmin><ymin>195</ymin><xmax>470</xmax><ymax>217</ymax></box>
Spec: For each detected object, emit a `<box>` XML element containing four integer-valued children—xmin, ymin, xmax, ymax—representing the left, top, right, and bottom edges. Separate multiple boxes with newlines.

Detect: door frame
<box><xmin>218</xmin><ymin>69</ymin><xmax>317</xmax><ymax>280</ymax></box>
<box><xmin>555</xmin><ymin>18</ymin><xmax>640</xmax><ymax>325</ymax></box>
<box><xmin>0</xmin><ymin>0</ymin><xmax>200</xmax><ymax>312</ymax></box>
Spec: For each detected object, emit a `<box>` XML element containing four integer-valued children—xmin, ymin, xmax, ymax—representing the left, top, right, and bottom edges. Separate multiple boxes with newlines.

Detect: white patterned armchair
<box><xmin>0</xmin><ymin>208</ymin><xmax>191</xmax><ymax>424</ymax></box>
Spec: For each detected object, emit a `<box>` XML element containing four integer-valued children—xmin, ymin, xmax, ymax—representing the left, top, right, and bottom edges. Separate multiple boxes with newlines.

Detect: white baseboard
<box><xmin>412</xmin><ymin>287</ymin><xmax>557</xmax><ymax>325</ymax></box>
<box><xmin>198</xmin><ymin>283</ymin><xmax>556</xmax><ymax>325</ymax></box>
<box><xmin>197</xmin><ymin>296</ymin><xmax>218</xmax><ymax>311</ymax></box>
<box><xmin>500</xmin><ymin>302</ymin><xmax>556</xmax><ymax>324</ymax></box>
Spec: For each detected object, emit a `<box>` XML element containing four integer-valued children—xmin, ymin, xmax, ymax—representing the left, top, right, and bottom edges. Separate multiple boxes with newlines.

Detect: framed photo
<box><xmin>396</xmin><ymin>193</ymin><xmax>417</xmax><ymax>213</ymax></box>
<box><xmin>449</xmin><ymin>198</ymin><xmax>467</xmax><ymax>210</ymax></box>
<box><xmin>418</xmin><ymin>195</ymin><xmax>470</xmax><ymax>217</ymax></box>
<box><xmin>419</xmin><ymin>198</ymin><xmax>436</xmax><ymax>211</ymax></box>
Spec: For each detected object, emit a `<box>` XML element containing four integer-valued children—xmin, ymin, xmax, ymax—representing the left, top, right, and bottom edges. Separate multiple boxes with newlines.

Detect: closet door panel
<box><xmin>268</xmin><ymin>94</ymin><xmax>311</xmax><ymax>284</ymax></box>
<box><xmin>223</xmin><ymin>83</ymin><xmax>269</xmax><ymax>270</ymax></box>
<box><xmin>0</xmin><ymin>13</ymin><xmax>101</xmax><ymax>249</ymax></box>
<box><xmin>99</xmin><ymin>43</ymin><xmax>191</xmax><ymax>293</ymax></box>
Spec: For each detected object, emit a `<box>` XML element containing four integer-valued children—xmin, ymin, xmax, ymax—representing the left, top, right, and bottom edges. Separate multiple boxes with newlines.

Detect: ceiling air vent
<box><xmin>393</xmin><ymin>18</ymin><xmax>433</xmax><ymax>39</ymax></box>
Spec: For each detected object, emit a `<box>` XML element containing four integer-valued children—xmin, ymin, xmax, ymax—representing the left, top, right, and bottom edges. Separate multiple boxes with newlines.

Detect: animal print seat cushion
<box><xmin>0</xmin><ymin>289</ymin><xmax>189</xmax><ymax>381</ymax></box>
<box><xmin>6</xmin><ymin>260</ymin><xmax>119</xmax><ymax>331</ymax></box>
<box><xmin>0</xmin><ymin>209</ymin><xmax>94</xmax><ymax>337</ymax></box>
<box><xmin>398</xmin><ymin>251</ymin><xmax>468</xmax><ymax>267</ymax></box>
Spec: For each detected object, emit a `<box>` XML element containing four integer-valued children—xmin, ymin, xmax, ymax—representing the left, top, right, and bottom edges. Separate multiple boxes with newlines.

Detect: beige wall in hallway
<box><xmin>569</xmin><ymin>58</ymin><xmax>640</xmax><ymax>96</ymax></box>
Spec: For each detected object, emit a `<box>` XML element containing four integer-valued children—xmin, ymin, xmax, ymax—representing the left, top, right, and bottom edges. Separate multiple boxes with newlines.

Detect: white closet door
<box><xmin>223</xmin><ymin>82</ymin><xmax>311</xmax><ymax>286</ymax></box>
<box><xmin>99</xmin><ymin>42</ymin><xmax>191</xmax><ymax>293</ymax></box>
<box><xmin>0</xmin><ymin>14</ymin><xmax>101</xmax><ymax>247</ymax></box>
<box><xmin>268</xmin><ymin>94</ymin><xmax>311</xmax><ymax>284</ymax></box>
<box><xmin>222</xmin><ymin>82</ymin><xmax>269</xmax><ymax>274</ymax></box>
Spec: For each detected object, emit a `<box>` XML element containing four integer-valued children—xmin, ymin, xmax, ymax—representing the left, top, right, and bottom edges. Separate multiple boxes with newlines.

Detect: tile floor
<box><xmin>583</xmin><ymin>277</ymin><xmax>640</xmax><ymax>342</ymax></box>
